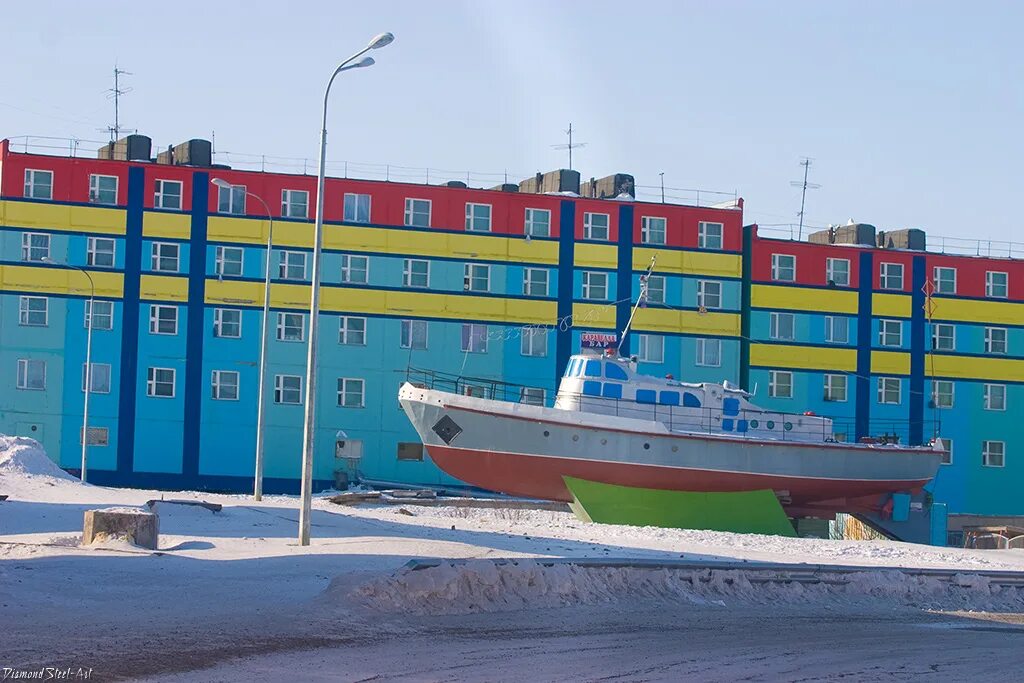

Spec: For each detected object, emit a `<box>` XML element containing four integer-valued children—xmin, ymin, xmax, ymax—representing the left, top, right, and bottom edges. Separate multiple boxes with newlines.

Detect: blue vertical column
<box><xmin>181</xmin><ymin>172</ymin><xmax>209</xmax><ymax>478</ymax></box>
<box><xmin>615</xmin><ymin>204</ymin><xmax>635</xmax><ymax>354</ymax></box>
<box><xmin>909</xmin><ymin>254</ymin><xmax>926</xmax><ymax>446</ymax></box>
<box><xmin>116</xmin><ymin>166</ymin><xmax>145</xmax><ymax>477</ymax></box>
<box><xmin>555</xmin><ymin>200</ymin><xmax>576</xmax><ymax>385</ymax></box>
<box><xmin>855</xmin><ymin>252</ymin><xmax>874</xmax><ymax>441</ymax></box>
<box><xmin>739</xmin><ymin>225</ymin><xmax>754</xmax><ymax>390</ymax></box>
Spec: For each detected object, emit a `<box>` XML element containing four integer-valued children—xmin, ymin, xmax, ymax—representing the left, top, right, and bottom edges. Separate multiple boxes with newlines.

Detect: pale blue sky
<box><xmin>3</xmin><ymin>1</ymin><xmax>1021</xmax><ymax>245</ymax></box>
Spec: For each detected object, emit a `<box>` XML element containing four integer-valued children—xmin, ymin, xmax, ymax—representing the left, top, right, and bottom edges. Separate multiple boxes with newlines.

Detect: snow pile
<box><xmin>344</xmin><ymin>560</ymin><xmax>1024</xmax><ymax>615</ymax></box>
<box><xmin>0</xmin><ymin>436</ymin><xmax>77</xmax><ymax>482</ymax></box>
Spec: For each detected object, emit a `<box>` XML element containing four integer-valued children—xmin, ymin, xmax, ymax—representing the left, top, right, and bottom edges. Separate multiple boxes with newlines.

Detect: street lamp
<box><xmin>299</xmin><ymin>31</ymin><xmax>394</xmax><ymax>546</ymax></box>
<box><xmin>44</xmin><ymin>258</ymin><xmax>95</xmax><ymax>483</ymax></box>
<box><xmin>211</xmin><ymin>178</ymin><xmax>274</xmax><ymax>501</ymax></box>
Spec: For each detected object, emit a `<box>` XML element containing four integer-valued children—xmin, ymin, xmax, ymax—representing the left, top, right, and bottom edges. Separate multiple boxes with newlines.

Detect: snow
<box><xmin>0</xmin><ymin>435</ymin><xmax>78</xmax><ymax>482</ymax></box>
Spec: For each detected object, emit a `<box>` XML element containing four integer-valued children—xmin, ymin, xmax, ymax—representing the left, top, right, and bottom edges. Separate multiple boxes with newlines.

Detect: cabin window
<box><xmin>660</xmin><ymin>391</ymin><xmax>680</xmax><ymax>406</ymax></box>
<box><xmin>602</xmin><ymin>383</ymin><xmax>622</xmax><ymax>399</ymax></box>
<box><xmin>605</xmin><ymin>363</ymin><xmax>629</xmax><ymax>381</ymax></box>
<box><xmin>584</xmin><ymin>360</ymin><xmax>602</xmax><ymax>377</ymax></box>
<box><xmin>636</xmin><ymin>389</ymin><xmax>657</xmax><ymax>404</ymax></box>
<box><xmin>582</xmin><ymin>381</ymin><xmax>602</xmax><ymax>396</ymax></box>
<box><xmin>683</xmin><ymin>392</ymin><xmax>702</xmax><ymax>407</ymax></box>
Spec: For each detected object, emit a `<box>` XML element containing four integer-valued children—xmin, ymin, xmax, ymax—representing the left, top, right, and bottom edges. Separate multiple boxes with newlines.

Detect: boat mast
<box><xmin>616</xmin><ymin>256</ymin><xmax>657</xmax><ymax>356</ymax></box>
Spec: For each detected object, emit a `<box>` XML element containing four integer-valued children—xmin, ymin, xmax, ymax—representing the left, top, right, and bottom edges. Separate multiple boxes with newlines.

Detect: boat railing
<box><xmin>403</xmin><ymin>367</ymin><xmax>939</xmax><ymax>445</ymax></box>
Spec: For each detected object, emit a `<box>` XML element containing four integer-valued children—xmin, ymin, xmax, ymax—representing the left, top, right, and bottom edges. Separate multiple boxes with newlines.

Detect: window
<box><xmin>21</xmin><ymin>232</ymin><xmax>50</xmax><ymax>261</ymax></box>
<box><xmin>525</xmin><ymin>208</ymin><xmax>550</xmax><ymax>237</ymax></box>
<box><xmin>520</xmin><ymin>387</ymin><xmax>545</xmax><ymax>406</ymax></box>
<box><xmin>696</xmin><ymin>338</ymin><xmax>721</xmax><ymax>367</ymax></box>
<box><xmin>877</xmin><ymin>377</ymin><xmax>902</xmax><ymax>404</ymax></box>
<box><xmin>217</xmin><ymin>183</ymin><xmax>246</xmax><ymax>214</ymax></box>
<box><xmin>465</xmin><ymin>203</ymin><xmax>492</xmax><ymax>232</ymax></box>
<box><xmin>211</xmin><ymin>370</ymin><xmax>239</xmax><ymax>400</ymax></box>
<box><xmin>932</xmin><ymin>380</ymin><xmax>954</xmax><ymax>409</ymax></box>
<box><xmin>24</xmin><ymin>169</ymin><xmax>53</xmax><ymax>200</ymax></box>
<box><xmin>826</xmin><ymin>258</ymin><xmax>850</xmax><ymax>286</ymax></box>
<box><xmin>697</xmin><ymin>280</ymin><xmax>722</xmax><ymax>309</ymax></box>
<box><xmin>940</xmin><ymin>439</ymin><xmax>953</xmax><ymax>466</ymax></box>
<box><xmin>986</xmin><ymin>271</ymin><xmax>1008</xmax><ymax>299</ymax></box>
<box><xmin>878</xmin><ymin>319</ymin><xmax>903</xmax><ymax>347</ymax></box>
<box><xmin>879</xmin><ymin>263</ymin><xmax>904</xmax><ymax>290</ymax></box>
<box><xmin>825</xmin><ymin>316</ymin><xmax>849</xmax><ymax>344</ymax></box>
<box><xmin>154</xmin><ymin>179</ymin><xmax>182</xmax><ymax>210</ymax></box>
<box><xmin>931</xmin><ymin>324</ymin><xmax>955</xmax><ymax>351</ymax></box>
<box><xmin>637</xmin><ymin>334</ymin><xmax>664</xmax><ymax>363</ymax></box>
<box><xmin>771</xmin><ymin>254</ymin><xmax>796</xmax><ymax>282</ymax></box>
<box><xmin>769</xmin><ymin>312</ymin><xmax>794</xmax><ymax>341</ymax></box>
<box><xmin>933</xmin><ymin>266</ymin><xmax>956</xmax><ymax>294</ymax></box>
<box><xmin>824</xmin><ymin>374</ymin><xmax>848</xmax><ymax>402</ymax></box>
<box><xmin>85</xmin><ymin>301</ymin><xmax>114</xmax><ymax>330</ymax></box>
<box><xmin>985</xmin><ymin>327</ymin><xmax>1008</xmax><ymax>355</ymax></box>
<box><xmin>82</xmin><ymin>363</ymin><xmax>112</xmax><ymax>394</ymax></box>
<box><xmin>583</xmin><ymin>212</ymin><xmax>610</xmax><ymax>240</ymax></box>
<box><xmin>151</xmin><ymin>242</ymin><xmax>180</xmax><ymax>272</ymax></box>
<box><xmin>769</xmin><ymin>370</ymin><xmax>793</xmax><ymax>398</ymax></box>
<box><xmin>697</xmin><ymin>222</ymin><xmax>724</xmax><ymax>250</ymax></box>
<box><xmin>403</xmin><ymin>259</ymin><xmax>430</xmax><ymax>288</ymax></box>
<box><xmin>344</xmin><ymin>193</ymin><xmax>371</xmax><ymax>223</ymax></box>
<box><xmin>214</xmin><ymin>308</ymin><xmax>242</xmax><ymax>338</ymax></box>
<box><xmin>523</xmin><ymin>268</ymin><xmax>549</xmax><ymax>297</ymax></box>
<box><xmin>87</xmin><ymin>237</ymin><xmax>116</xmax><ymax>268</ymax></box>
<box><xmin>641</xmin><ymin>216</ymin><xmax>666</xmax><ymax>245</ymax></box>
<box><xmin>339</xmin><ymin>316</ymin><xmax>366</xmax><ymax>345</ymax></box>
<box><xmin>16</xmin><ymin>359</ymin><xmax>46</xmax><ymax>390</ymax></box>
<box><xmin>520</xmin><ymin>327</ymin><xmax>548</xmax><ymax>357</ymax></box>
<box><xmin>582</xmin><ymin>271</ymin><xmax>608</xmax><ymax>300</ymax></box>
<box><xmin>146</xmin><ymin>367</ymin><xmax>175</xmax><ymax>398</ymax></box>
<box><xmin>340</xmin><ymin>254</ymin><xmax>369</xmax><ymax>284</ymax></box>
<box><xmin>149</xmin><ymin>305</ymin><xmax>178</xmax><ymax>335</ymax></box>
<box><xmin>463</xmin><ymin>263</ymin><xmax>490</xmax><ymax>292</ymax></box>
<box><xmin>984</xmin><ymin>384</ymin><xmax>1006</xmax><ymax>411</ymax></box>
<box><xmin>397</xmin><ymin>442</ymin><xmax>424</xmax><ymax>461</ymax></box>
<box><xmin>461</xmin><ymin>324</ymin><xmax>488</xmax><ymax>353</ymax></box>
<box><xmin>215</xmin><ymin>246</ymin><xmax>244</xmax><ymax>276</ymax></box>
<box><xmin>274</xmin><ymin>375</ymin><xmax>302</xmax><ymax>404</ymax></box>
<box><xmin>404</xmin><ymin>198</ymin><xmax>431</xmax><ymax>227</ymax></box>
<box><xmin>983</xmin><ymin>440</ymin><xmax>1005</xmax><ymax>468</ymax></box>
<box><xmin>89</xmin><ymin>174</ymin><xmax>118</xmax><ymax>204</ymax></box>
<box><xmin>400</xmin><ymin>320</ymin><xmax>428</xmax><ymax>349</ymax></box>
<box><xmin>337</xmin><ymin>378</ymin><xmax>365</xmax><ymax>408</ymax></box>
<box><xmin>19</xmin><ymin>296</ymin><xmax>48</xmax><ymax>326</ymax></box>
<box><xmin>276</xmin><ymin>312</ymin><xmax>305</xmax><ymax>342</ymax></box>
<box><xmin>646</xmin><ymin>275</ymin><xmax>665</xmax><ymax>305</ymax></box>
<box><xmin>279</xmin><ymin>251</ymin><xmax>307</xmax><ymax>280</ymax></box>
<box><xmin>281</xmin><ymin>189</ymin><xmax>309</xmax><ymax>219</ymax></box>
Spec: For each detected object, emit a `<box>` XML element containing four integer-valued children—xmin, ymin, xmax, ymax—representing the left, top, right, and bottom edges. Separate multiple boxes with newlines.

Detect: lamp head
<box><xmin>211</xmin><ymin>178</ymin><xmax>232</xmax><ymax>189</ymax></box>
<box><xmin>367</xmin><ymin>32</ymin><xmax>394</xmax><ymax>49</ymax></box>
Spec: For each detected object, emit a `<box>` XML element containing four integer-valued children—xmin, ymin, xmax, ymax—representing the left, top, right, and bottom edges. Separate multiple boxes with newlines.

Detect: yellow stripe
<box><xmin>0</xmin><ymin>264</ymin><xmax>123</xmax><ymax>298</ymax></box>
<box><xmin>573</xmin><ymin>243</ymin><xmax>618</xmax><ymax>269</ymax></box>
<box><xmin>751</xmin><ymin>284</ymin><xmax>858</xmax><ymax>314</ymax></box>
<box><xmin>872</xmin><ymin>293</ymin><xmax>911</xmax><ymax>318</ymax></box>
<box><xmin>930</xmin><ymin>297</ymin><xmax>1023</xmax><ymax>326</ymax></box>
<box><xmin>206</xmin><ymin>215</ymin><xmax>272</xmax><ymax>245</ymax></box>
<box><xmin>634</xmin><ymin>308</ymin><xmax>741</xmax><ymax>336</ymax></box>
<box><xmin>750</xmin><ymin>343</ymin><xmax>857</xmax><ymax>372</ymax></box>
<box><xmin>140</xmin><ymin>274</ymin><xmax>188</xmax><ymax>302</ymax></box>
<box><xmin>143</xmin><ymin>211</ymin><xmax>191</xmax><ymax>240</ymax></box>
<box><xmin>633</xmin><ymin>248</ymin><xmax>742</xmax><ymax>278</ymax></box>
<box><xmin>927</xmin><ymin>355</ymin><xmax>1024</xmax><ymax>383</ymax></box>
<box><xmin>571</xmin><ymin>303</ymin><xmax>617</xmax><ymax>330</ymax></box>
<box><xmin>0</xmin><ymin>200</ymin><xmax>125</xmax><ymax>235</ymax></box>
<box><xmin>871</xmin><ymin>350</ymin><xmax>910</xmax><ymax>375</ymax></box>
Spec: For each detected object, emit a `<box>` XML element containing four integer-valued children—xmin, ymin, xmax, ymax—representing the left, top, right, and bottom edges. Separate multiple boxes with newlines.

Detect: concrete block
<box><xmin>83</xmin><ymin>507</ymin><xmax>159</xmax><ymax>549</ymax></box>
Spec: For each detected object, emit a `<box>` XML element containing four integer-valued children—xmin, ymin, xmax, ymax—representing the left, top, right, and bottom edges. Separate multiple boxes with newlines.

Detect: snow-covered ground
<box><xmin>3</xmin><ymin>435</ymin><xmax>1024</xmax><ymax>681</ymax></box>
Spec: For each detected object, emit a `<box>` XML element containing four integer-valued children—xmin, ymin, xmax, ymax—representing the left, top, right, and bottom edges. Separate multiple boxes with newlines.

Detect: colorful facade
<box><xmin>0</xmin><ymin>138</ymin><xmax>1020</xmax><ymax>521</ymax></box>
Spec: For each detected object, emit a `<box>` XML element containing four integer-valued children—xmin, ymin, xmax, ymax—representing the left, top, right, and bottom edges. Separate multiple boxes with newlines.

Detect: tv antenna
<box><xmin>790</xmin><ymin>158</ymin><xmax>820</xmax><ymax>240</ymax></box>
<box><xmin>551</xmin><ymin>123</ymin><xmax>587</xmax><ymax>170</ymax></box>
<box><xmin>105</xmin><ymin>65</ymin><xmax>134</xmax><ymax>142</ymax></box>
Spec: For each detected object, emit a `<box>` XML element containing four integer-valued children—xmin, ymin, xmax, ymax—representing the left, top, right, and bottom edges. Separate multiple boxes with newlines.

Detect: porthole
<box><xmin>766</xmin><ymin>420</ymin><xmax>775</xmax><ymax>430</ymax></box>
<box><xmin>784</xmin><ymin>422</ymin><xmax>793</xmax><ymax>431</ymax></box>
<box><xmin>750</xmin><ymin>419</ymin><xmax>759</xmax><ymax>429</ymax></box>
<box><xmin>671</xmin><ymin>445</ymin><xmax>678</xmax><ymax>452</ymax></box>
<box><xmin>643</xmin><ymin>443</ymin><xmax>650</xmax><ymax>450</ymax></box>
<box><xmin>543</xmin><ymin>430</ymin><xmax>550</xmax><ymax>437</ymax></box>
<box><xmin>572</xmin><ymin>434</ymin><xmax>579</xmax><ymax>442</ymax></box>
<box><xmin>600</xmin><ymin>438</ymin><xmax>607</xmax><ymax>445</ymax></box>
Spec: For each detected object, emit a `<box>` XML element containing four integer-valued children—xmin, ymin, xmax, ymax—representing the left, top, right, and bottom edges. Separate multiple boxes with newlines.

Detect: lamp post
<box><xmin>299</xmin><ymin>31</ymin><xmax>394</xmax><ymax>546</ymax></box>
<box><xmin>211</xmin><ymin>178</ymin><xmax>274</xmax><ymax>501</ymax></box>
<box><xmin>45</xmin><ymin>258</ymin><xmax>95</xmax><ymax>483</ymax></box>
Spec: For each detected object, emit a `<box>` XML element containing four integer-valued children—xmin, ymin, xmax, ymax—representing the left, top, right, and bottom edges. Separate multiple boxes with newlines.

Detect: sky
<box><xmin>2</xmin><ymin>0</ymin><xmax>1021</xmax><ymax>246</ymax></box>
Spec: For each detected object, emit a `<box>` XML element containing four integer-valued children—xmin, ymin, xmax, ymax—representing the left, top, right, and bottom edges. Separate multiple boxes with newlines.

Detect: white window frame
<box><xmin>82</xmin><ymin>362</ymin><xmax>112</xmax><ymax>394</ymax></box>
<box><xmin>582</xmin><ymin>271</ymin><xmax>608</xmax><ymax>301</ymax></box>
<box><xmin>769</xmin><ymin>312</ymin><xmax>795</xmax><ymax>341</ymax></box>
<box><xmin>19</xmin><ymin>296</ymin><xmax>49</xmax><ymax>326</ymax></box>
<box><xmin>21</xmin><ymin>232</ymin><xmax>50</xmax><ymax>261</ymax></box>
<box><xmin>463</xmin><ymin>263</ymin><xmax>490</xmax><ymax>293</ymax></box>
<box><xmin>878</xmin><ymin>377</ymin><xmax>902</xmax><ymax>405</ymax></box>
<box><xmin>400</xmin><ymin>319</ymin><xmax>428</xmax><ymax>350</ymax></box>
<box><xmin>931</xmin><ymin>323</ymin><xmax>955</xmax><ymax>352</ymax></box>
<box><xmin>279</xmin><ymin>250</ymin><xmax>307</xmax><ymax>280</ymax></box>
<box><xmin>213</xmin><ymin>308</ymin><xmax>242</xmax><ymax>339</ymax></box>
<box><xmin>87</xmin><ymin>236</ymin><xmax>116</xmax><ymax>268</ymax></box>
<box><xmin>640</xmin><ymin>216</ymin><xmax>667</xmax><ymax>245</ymax></box>
<box><xmin>211</xmin><ymin>370</ymin><xmax>240</xmax><ymax>401</ymax></box>
<box><xmin>24</xmin><ymin>169</ymin><xmax>53</xmax><ymax>200</ymax></box>
<box><xmin>215</xmin><ymin>246</ymin><xmax>244</xmax><ymax>277</ymax></box>
<box><xmin>85</xmin><ymin>300</ymin><xmax>114</xmax><ymax>331</ymax></box>
<box><xmin>281</xmin><ymin>189</ymin><xmax>309</xmax><ymax>219</ymax></box>
<box><xmin>519</xmin><ymin>387</ymin><xmax>546</xmax><ymax>406</ymax></box>
<box><xmin>149</xmin><ymin>304</ymin><xmax>178</xmax><ymax>335</ymax></box>
<box><xmin>826</xmin><ymin>258</ymin><xmax>850</xmax><ymax>286</ymax></box>
<box><xmin>984</xmin><ymin>327</ymin><xmax>1008</xmax><ymax>355</ymax></box>
<box><xmin>583</xmin><ymin>212</ymin><xmax>610</xmax><ymax>241</ymax></box>
<box><xmin>933</xmin><ymin>266</ymin><xmax>956</xmax><ymax>295</ymax></box>
<box><xmin>983</xmin><ymin>383</ymin><xmax>1006</xmax><ymax>412</ymax></box>
<box><xmin>465</xmin><ymin>202</ymin><xmax>492</xmax><ymax>232</ymax></box>
<box><xmin>154</xmin><ymin>179</ymin><xmax>183</xmax><ymax>210</ymax></box>
<box><xmin>986</xmin><ymin>271</ymin><xmax>1009</xmax><ymax>299</ymax></box>
<box><xmin>940</xmin><ymin>439</ymin><xmax>953</xmax><ymax>466</ymax></box>
<box><xmin>274</xmin><ymin>374</ymin><xmax>302</xmax><ymax>404</ymax></box>
<box><xmin>217</xmin><ymin>183</ymin><xmax>246</xmax><ymax>215</ymax></box>
<box><xmin>931</xmin><ymin>380</ymin><xmax>954</xmax><ymax>409</ymax></box>
<box><xmin>520</xmin><ymin>326</ymin><xmax>548</xmax><ymax>357</ymax></box>
<box><xmin>769</xmin><ymin>370</ymin><xmax>793</xmax><ymax>398</ymax></box>
<box><xmin>403</xmin><ymin>259</ymin><xmax>430</xmax><ymax>288</ymax></box>
<box><xmin>146</xmin><ymin>367</ymin><xmax>176</xmax><ymax>398</ymax></box>
<box><xmin>695</xmin><ymin>338</ymin><xmax>722</xmax><ymax>367</ymax></box>
<box><xmin>151</xmin><ymin>242</ymin><xmax>180</xmax><ymax>273</ymax></box>
<box><xmin>89</xmin><ymin>174</ymin><xmax>118</xmax><ymax>204</ymax></box>
<box><xmin>461</xmin><ymin>324</ymin><xmax>488</xmax><ymax>353</ymax></box>
<box><xmin>339</xmin><ymin>316</ymin><xmax>367</xmax><ymax>345</ymax></box>
<box><xmin>697</xmin><ymin>280</ymin><xmax>722</xmax><ymax>310</ymax></box>
<box><xmin>637</xmin><ymin>334</ymin><xmax>664</xmax><ymax>363</ymax></box>
<box><xmin>337</xmin><ymin>378</ymin><xmax>366</xmax><ymax>408</ymax></box>
<box><xmin>824</xmin><ymin>374</ymin><xmax>848</xmax><ymax>402</ymax></box>
<box><xmin>404</xmin><ymin>198</ymin><xmax>431</xmax><ymax>227</ymax></box>
<box><xmin>276</xmin><ymin>312</ymin><xmax>305</xmax><ymax>342</ymax></box>
<box><xmin>879</xmin><ymin>262</ymin><xmax>904</xmax><ymax>290</ymax></box>
<box><xmin>878</xmin><ymin>319</ymin><xmax>903</xmax><ymax>347</ymax></box>
<box><xmin>340</xmin><ymin>254</ymin><xmax>369</xmax><ymax>284</ymax></box>
<box><xmin>16</xmin><ymin>359</ymin><xmax>46</xmax><ymax>390</ymax></box>
<box><xmin>982</xmin><ymin>440</ymin><xmax>1005</xmax><ymax>468</ymax></box>
<box><xmin>646</xmin><ymin>274</ymin><xmax>666</xmax><ymax>305</ymax></box>
<box><xmin>825</xmin><ymin>316</ymin><xmax>849</xmax><ymax>344</ymax></box>
<box><xmin>523</xmin><ymin>268</ymin><xmax>549</xmax><ymax>297</ymax></box>
<box><xmin>344</xmin><ymin>193</ymin><xmax>372</xmax><ymax>223</ymax></box>
<box><xmin>698</xmin><ymin>222</ymin><xmax>723</xmax><ymax>250</ymax></box>
<box><xmin>771</xmin><ymin>254</ymin><xmax>796</xmax><ymax>282</ymax></box>
<box><xmin>524</xmin><ymin>208</ymin><xmax>550</xmax><ymax>237</ymax></box>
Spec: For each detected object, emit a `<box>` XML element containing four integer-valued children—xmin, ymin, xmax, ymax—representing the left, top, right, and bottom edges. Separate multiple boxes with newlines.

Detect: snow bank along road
<box><xmin>3</xmin><ymin>435</ymin><xmax>1024</xmax><ymax>681</ymax></box>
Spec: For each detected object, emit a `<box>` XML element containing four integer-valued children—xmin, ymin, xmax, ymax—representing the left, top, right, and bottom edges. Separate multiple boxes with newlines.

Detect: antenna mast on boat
<box><xmin>616</xmin><ymin>256</ymin><xmax>657</xmax><ymax>356</ymax></box>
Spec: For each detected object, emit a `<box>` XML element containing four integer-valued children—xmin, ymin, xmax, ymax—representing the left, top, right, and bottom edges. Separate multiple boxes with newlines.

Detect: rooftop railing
<box><xmin>756</xmin><ymin>224</ymin><xmax>1023</xmax><ymax>260</ymax></box>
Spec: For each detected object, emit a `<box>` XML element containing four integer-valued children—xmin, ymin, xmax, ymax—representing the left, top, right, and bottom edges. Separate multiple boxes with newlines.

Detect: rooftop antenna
<box><xmin>105</xmin><ymin>65</ymin><xmax>134</xmax><ymax>142</ymax></box>
<box><xmin>789</xmin><ymin>157</ymin><xmax>820</xmax><ymax>240</ymax></box>
<box><xmin>551</xmin><ymin>123</ymin><xmax>587</xmax><ymax>170</ymax></box>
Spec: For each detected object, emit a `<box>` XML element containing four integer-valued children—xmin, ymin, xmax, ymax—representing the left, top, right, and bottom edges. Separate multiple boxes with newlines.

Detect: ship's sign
<box><xmin>432</xmin><ymin>415</ymin><xmax>463</xmax><ymax>445</ymax></box>
<box><xmin>581</xmin><ymin>332</ymin><xmax>617</xmax><ymax>350</ymax></box>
